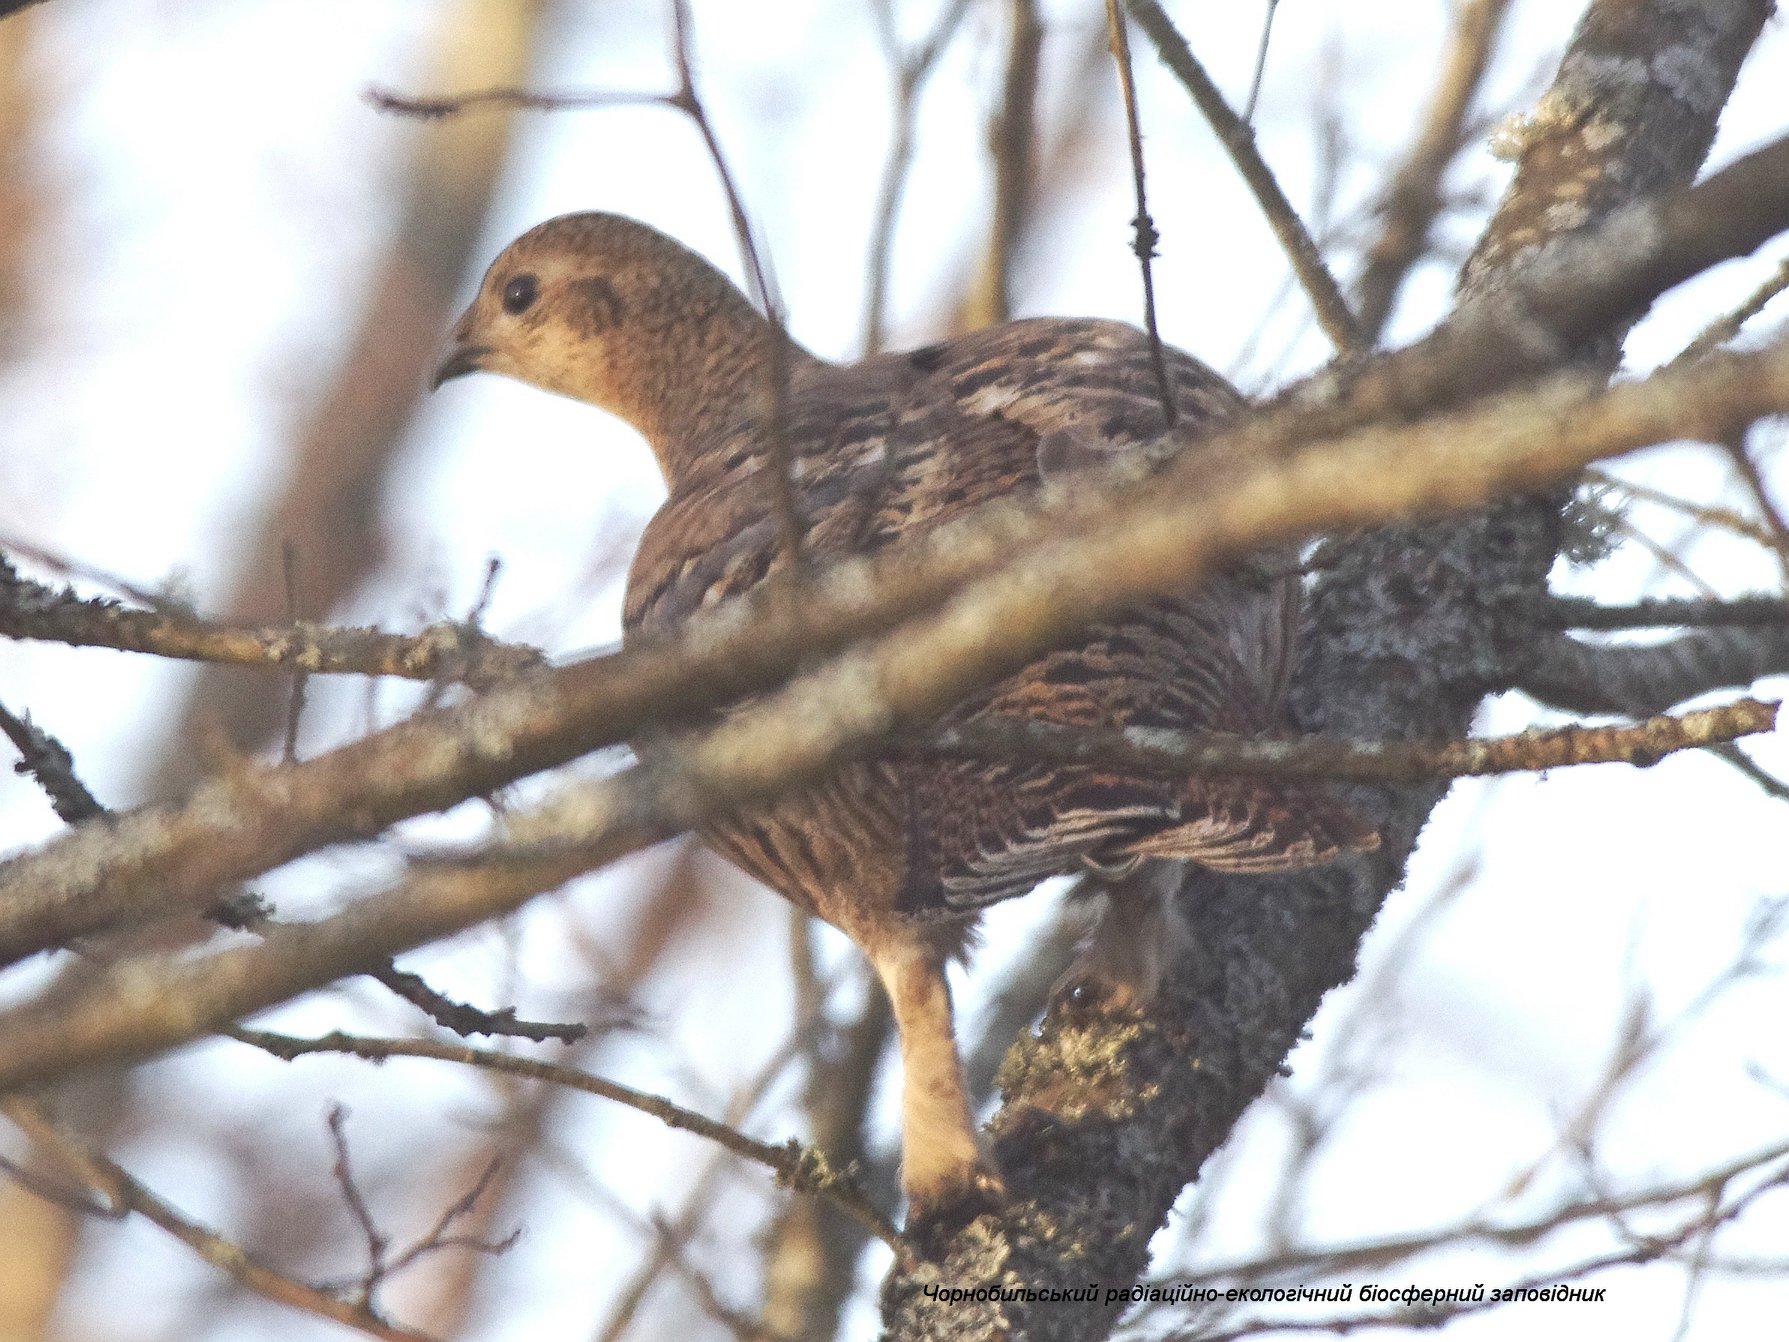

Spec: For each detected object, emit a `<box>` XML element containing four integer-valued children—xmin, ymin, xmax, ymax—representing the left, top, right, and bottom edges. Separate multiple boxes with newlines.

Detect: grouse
<box><xmin>436</xmin><ymin>212</ymin><xmax>1373</xmax><ymax>1224</ymax></box>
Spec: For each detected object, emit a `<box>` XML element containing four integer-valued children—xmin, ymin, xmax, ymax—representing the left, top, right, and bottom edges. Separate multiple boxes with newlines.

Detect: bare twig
<box><xmin>1723</xmin><ymin>436</ymin><xmax>1789</xmax><ymax>582</ymax></box>
<box><xmin>281</xmin><ymin>540</ymin><xmax>309</xmax><ymax>765</ymax></box>
<box><xmin>237</xmin><ymin>1029</ymin><xmax>906</xmax><ymax>1258</ymax></box>
<box><xmin>365</xmin><ymin>964</ymin><xmax>589</xmax><ymax>1044</ymax></box>
<box><xmin>1585</xmin><ymin>467</ymin><xmax>1784</xmax><ymax>549</ymax></box>
<box><xmin>0</xmin><ymin>1096</ymin><xmax>434</xmax><ymax>1342</ymax></box>
<box><xmin>0</xmin><ymin>700</ymin><xmax>102</xmax><ymax>824</ymax></box>
<box><xmin>1671</xmin><ymin>253</ymin><xmax>1789</xmax><ymax>365</ymax></box>
<box><xmin>379</xmin><ymin>1156</ymin><xmax>518</xmax><ymax>1279</ymax></box>
<box><xmin>318</xmin><ymin>1105</ymin><xmax>516</xmax><ymax>1306</ymax></box>
<box><xmin>594</xmin><ymin>993</ymin><xmax>825</xmax><ymax>1342</ymax></box>
<box><xmin>1241</xmin><ymin>0</ymin><xmax>1280</xmax><ymax>123</ymax></box>
<box><xmin>649</xmin><ymin>1214</ymin><xmax>780</xmax><ymax>1341</ymax></box>
<box><xmin>861</xmin><ymin>0</ymin><xmax>978</xmax><ymax>352</ymax></box>
<box><xmin>327</xmin><ymin>1105</ymin><xmax>390</xmax><ymax>1307</ymax></box>
<box><xmin>1104</xmin><ymin>0</ymin><xmax>1177</xmax><ymax>424</ymax></box>
<box><xmin>1182</xmin><ymin>1137</ymin><xmax>1789</xmax><ymax>1286</ymax></box>
<box><xmin>663</xmin><ymin>0</ymin><xmax>804</xmax><ymax>572</ymax></box>
<box><xmin>1187</xmin><ymin>1151</ymin><xmax>1789</xmax><ymax>1340</ymax></box>
<box><xmin>1123</xmin><ymin>0</ymin><xmax>1363</xmax><ymax>352</ymax></box>
<box><xmin>1353</xmin><ymin>0</ymin><xmax>1514</xmax><ymax>341</ymax></box>
<box><xmin>962</xmin><ymin>0</ymin><xmax>1044</xmax><ymax>331</ymax></box>
<box><xmin>0</xmin><ymin>690</ymin><xmax>588</xmax><ymax>1047</ymax></box>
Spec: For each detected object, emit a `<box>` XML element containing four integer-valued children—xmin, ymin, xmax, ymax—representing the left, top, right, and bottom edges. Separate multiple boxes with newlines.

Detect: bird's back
<box><xmin>624</xmin><ymin>318</ymin><xmax>1367</xmax><ymax>927</ymax></box>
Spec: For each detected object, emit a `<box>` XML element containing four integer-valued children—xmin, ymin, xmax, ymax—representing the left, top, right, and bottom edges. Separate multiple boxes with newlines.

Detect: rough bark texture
<box><xmin>880</xmin><ymin>2</ymin><xmax>1773</xmax><ymax>1337</ymax></box>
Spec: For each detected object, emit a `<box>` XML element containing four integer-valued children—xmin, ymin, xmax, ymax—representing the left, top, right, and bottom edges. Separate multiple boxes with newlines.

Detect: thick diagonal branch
<box><xmin>1</xmin><ymin>336</ymin><xmax>1788</xmax><ymax>1093</ymax></box>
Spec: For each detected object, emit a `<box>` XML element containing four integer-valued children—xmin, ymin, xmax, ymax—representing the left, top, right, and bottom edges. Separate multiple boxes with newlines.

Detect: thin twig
<box><xmin>650</xmin><ymin>1215</ymin><xmax>781</xmax><ymax>1342</ymax></box>
<box><xmin>0</xmin><ymin>692</ymin><xmax>587</xmax><ymax>1045</ymax></box>
<box><xmin>1724</xmin><ymin>435</ymin><xmax>1789</xmax><ymax>583</ymax></box>
<box><xmin>281</xmin><ymin>540</ymin><xmax>309</xmax><ymax>765</ymax></box>
<box><xmin>0</xmin><ymin>700</ymin><xmax>103</xmax><ymax>824</ymax></box>
<box><xmin>238</xmin><ymin>1028</ymin><xmax>908</xmax><ymax>1260</ymax></box>
<box><xmin>1123</xmin><ymin>0</ymin><xmax>1363</xmax><ymax>352</ymax></box>
<box><xmin>317</xmin><ymin>1106</ymin><xmax>517</xmax><ymax>1303</ymax></box>
<box><xmin>594</xmin><ymin>1004</ymin><xmax>825</xmax><ymax>1342</ymax></box>
<box><xmin>663</xmin><ymin>0</ymin><xmax>804</xmax><ymax>572</ymax></box>
<box><xmin>327</xmin><ymin>1105</ymin><xmax>390</xmax><ymax>1308</ymax></box>
<box><xmin>963</xmin><ymin>0</ymin><xmax>1043</xmax><ymax>331</ymax></box>
<box><xmin>1585</xmin><ymin>467</ymin><xmax>1783</xmax><ymax>549</ymax></box>
<box><xmin>930</xmin><ymin>697</ymin><xmax>1777</xmax><ymax>785</ymax></box>
<box><xmin>1242</xmin><ymin>0</ymin><xmax>1279</xmax><ymax>123</ymax></box>
<box><xmin>1611</xmin><ymin>510</ymin><xmax>1724</xmax><ymax>598</ymax></box>
<box><xmin>861</xmin><ymin>0</ymin><xmax>979</xmax><ymax>351</ymax></box>
<box><xmin>1186</xmin><ymin>1153</ymin><xmax>1789</xmax><ymax>1341</ymax></box>
<box><xmin>1671</xmin><ymin>253</ymin><xmax>1789</xmax><ymax>365</ymax></box>
<box><xmin>366</xmin><ymin>963</ymin><xmax>589</xmax><ymax>1044</ymax></box>
<box><xmin>1353</xmin><ymin>0</ymin><xmax>1514</xmax><ymax>342</ymax></box>
<box><xmin>379</xmin><ymin>1156</ymin><xmax>519</xmax><ymax>1279</ymax></box>
<box><xmin>1104</xmin><ymin>0</ymin><xmax>1177</xmax><ymax>425</ymax></box>
<box><xmin>0</xmin><ymin>1096</ymin><xmax>434</xmax><ymax>1342</ymax></box>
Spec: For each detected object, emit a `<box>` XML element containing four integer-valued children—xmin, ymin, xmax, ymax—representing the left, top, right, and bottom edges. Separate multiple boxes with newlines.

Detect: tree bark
<box><xmin>881</xmin><ymin>2</ymin><xmax>1775</xmax><ymax>1337</ymax></box>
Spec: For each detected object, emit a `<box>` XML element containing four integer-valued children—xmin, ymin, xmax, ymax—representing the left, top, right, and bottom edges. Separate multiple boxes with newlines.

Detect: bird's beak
<box><xmin>432</xmin><ymin>340</ymin><xmax>491</xmax><ymax>390</ymax></box>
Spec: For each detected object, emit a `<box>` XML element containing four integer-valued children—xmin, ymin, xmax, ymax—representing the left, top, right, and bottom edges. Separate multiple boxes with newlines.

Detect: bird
<box><xmin>435</xmin><ymin>211</ymin><xmax>1375</xmax><ymax>1229</ymax></box>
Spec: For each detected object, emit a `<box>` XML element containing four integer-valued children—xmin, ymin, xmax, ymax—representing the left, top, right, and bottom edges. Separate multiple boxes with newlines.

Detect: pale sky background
<box><xmin>0</xmin><ymin>2</ymin><xmax>1786</xmax><ymax>1339</ymax></box>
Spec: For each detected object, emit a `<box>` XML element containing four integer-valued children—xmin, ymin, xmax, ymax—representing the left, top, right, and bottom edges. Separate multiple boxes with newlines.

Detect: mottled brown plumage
<box><xmin>438</xmin><ymin>212</ymin><xmax>1373</xmax><ymax>1224</ymax></box>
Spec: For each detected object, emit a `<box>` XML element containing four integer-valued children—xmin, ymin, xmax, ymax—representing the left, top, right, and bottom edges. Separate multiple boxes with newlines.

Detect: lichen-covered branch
<box><xmin>0</xmin><ymin>554</ymin><xmax>545</xmax><ymax>688</ymax></box>
<box><xmin>1543</xmin><ymin>594</ymin><xmax>1789</xmax><ymax>630</ymax></box>
<box><xmin>883</xmin><ymin>3</ymin><xmax>1775</xmax><ymax>1337</ymax></box>
<box><xmin>935</xmin><ymin>697</ymin><xmax>1776</xmax><ymax>784</ymax></box>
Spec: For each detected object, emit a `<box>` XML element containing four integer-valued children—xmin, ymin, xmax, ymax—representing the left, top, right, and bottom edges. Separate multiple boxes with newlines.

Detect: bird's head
<box><xmin>434</xmin><ymin>211</ymin><xmax>772</xmax><ymax>451</ymax></box>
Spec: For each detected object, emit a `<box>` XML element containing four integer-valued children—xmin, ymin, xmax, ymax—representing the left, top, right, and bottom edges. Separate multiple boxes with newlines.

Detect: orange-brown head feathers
<box><xmin>435</xmin><ymin>212</ymin><xmax>795</xmax><ymax>478</ymax></box>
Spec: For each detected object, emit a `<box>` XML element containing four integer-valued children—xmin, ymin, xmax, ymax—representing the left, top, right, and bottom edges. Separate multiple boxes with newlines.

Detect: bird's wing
<box><xmin>622</xmin><ymin>318</ymin><xmax>1370</xmax><ymax>916</ymax></box>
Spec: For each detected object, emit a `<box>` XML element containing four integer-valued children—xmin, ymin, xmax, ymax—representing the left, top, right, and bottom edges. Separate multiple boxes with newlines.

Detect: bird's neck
<box><xmin>620</xmin><ymin>290</ymin><xmax>819</xmax><ymax>492</ymax></box>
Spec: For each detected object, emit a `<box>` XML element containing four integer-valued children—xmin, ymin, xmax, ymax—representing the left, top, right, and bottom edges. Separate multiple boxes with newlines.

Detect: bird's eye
<box><xmin>501</xmin><ymin>274</ymin><xmax>538</xmax><ymax>315</ymax></box>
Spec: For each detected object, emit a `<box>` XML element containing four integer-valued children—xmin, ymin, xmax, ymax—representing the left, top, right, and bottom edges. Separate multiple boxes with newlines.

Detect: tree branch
<box><xmin>3</xmin><ymin>334</ymin><xmax>1789</xmax><ymax>1119</ymax></box>
<box><xmin>884</xmin><ymin>3</ymin><xmax>1776</xmax><ymax>1336</ymax></box>
<box><xmin>1123</xmin><ymin>0</ymin><xmax>1363</xmax><ymax>353</ymax></box>
<box><xmin>1542</xmin><ymin>594</ymin><xmax>1789</xmax><ymax>630</ymax></box>
<box><xmin>0</xmin><ymin>1096</ymin><xmax>435</xmax><ymax>1342</ymax></box>
<box><xmin>1522</xmin><ymin>626</ymin><xmax>1789</xmax><ymax>715</ymax></box>
<box><xmin>932</xmin><ymin>697</ymin><xmax>1777</xmax><ymax>784</ymax></box>
<box><xmin>7</xmin><ymin>110</ymin><xmax>1789</xmax><ymax>971</ymax></box>
<box><xmin>0</xmin><ymin>553</ymin><xmax>545</xmax><ymax>688</ymax></box>
<box><xmin>235</xmin><ymin>1029</ymin><xmax>905</xmax><ymax>1257</ymax></box>
<box><xmin>1353</xmin><ymin>0</ymin><xmax>1514</xmax><ymax>342</ymax></box>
